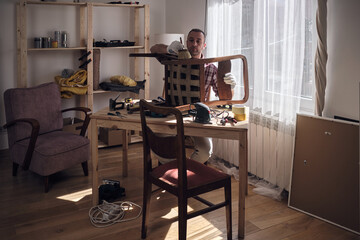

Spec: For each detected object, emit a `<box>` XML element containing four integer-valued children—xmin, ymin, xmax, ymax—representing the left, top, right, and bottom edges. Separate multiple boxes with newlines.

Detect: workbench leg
<box><xmin>122</xmin><ymin>129</ymin><xmax>128</xmax><ymax>177</ymax></box>
<box><xmin>238</xmin><ymin>130</ymin><xmax>248</xmax><ymax>239</ymax></box>
<box><xmin>91</xmin><ymin>119</ymin><xmax>99</xmax><ymax>206</ymax></box>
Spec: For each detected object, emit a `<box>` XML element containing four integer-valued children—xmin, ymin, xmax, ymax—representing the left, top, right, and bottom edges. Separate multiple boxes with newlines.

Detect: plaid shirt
<box><xmin>204</xmin><ymin>63</ymin><xmax>218</xmax><ymax>101</ymax></box>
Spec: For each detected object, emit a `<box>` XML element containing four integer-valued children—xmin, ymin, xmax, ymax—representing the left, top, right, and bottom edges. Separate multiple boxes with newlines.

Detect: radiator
<box><xmin>212</xmin><ymin>111</ymin><xmax>295</xmax><ymax>190</ymax></box>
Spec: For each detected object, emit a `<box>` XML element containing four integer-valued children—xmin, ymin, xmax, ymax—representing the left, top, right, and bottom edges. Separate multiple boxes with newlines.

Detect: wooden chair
<box><xmin>139</xmin><ymin>99</ymin><xmax>232</xmax><ymax>240</ymax></box>
<box><xmin>161</xmin><ymin>54</ymin><xmax>249</xmax><ymax>111</ymax></box>
<box><xmin>3</xmin><ymin>82</ymin><xmax>91</xmax><ymax>192</ymax></box>
<box><xmin>129</xmin><ymin>53</ymin><xmax>249</xmax><ymax>111</ymax></box>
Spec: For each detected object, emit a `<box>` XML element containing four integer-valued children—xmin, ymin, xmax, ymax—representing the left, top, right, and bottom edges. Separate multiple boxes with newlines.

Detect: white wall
<box><xmin>324</xmin><ymin>0</ymin><xmax>360</xmax><ymax>120</ymax></box>
<box><xmin>165</xmin><ymin>0</ymin><xmax>206</xmax><ymax>39</ymax></box>
<box><xmin>148</xmin><ymin>0</ymin><xmax>207</xmax><ymax>100</ymax></box>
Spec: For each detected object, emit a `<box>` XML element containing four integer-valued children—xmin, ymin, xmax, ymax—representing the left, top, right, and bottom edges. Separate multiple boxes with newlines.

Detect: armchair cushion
<box><xmin>10</xmin><ymin>130</ymin><xmax>89</xmax><ymax>176</ymax></box>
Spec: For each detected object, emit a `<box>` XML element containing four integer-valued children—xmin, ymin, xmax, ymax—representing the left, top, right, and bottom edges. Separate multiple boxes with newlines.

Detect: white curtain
<box><xmin>206</xmin><ymin>0</ymin><xmax>315</xmax><ymax>189</ymax></box>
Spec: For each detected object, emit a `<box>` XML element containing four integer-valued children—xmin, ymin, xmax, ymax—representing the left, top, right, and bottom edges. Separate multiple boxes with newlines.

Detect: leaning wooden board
<box><xmin>289</xmin><ymin>113</ymin><xmax>359</xmax><ymax>234</ymax></box>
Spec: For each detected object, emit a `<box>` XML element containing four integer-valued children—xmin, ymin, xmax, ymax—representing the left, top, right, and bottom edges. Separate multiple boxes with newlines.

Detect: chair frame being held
<box><xmin>139</xmin><ymin>99</ymin><xmax>232</xmax><ymax>240</ymax></box>
<box><xmin>161</xmin><ymin>54</ymin><xmax>249</xmax><ymax>111</ymax></box>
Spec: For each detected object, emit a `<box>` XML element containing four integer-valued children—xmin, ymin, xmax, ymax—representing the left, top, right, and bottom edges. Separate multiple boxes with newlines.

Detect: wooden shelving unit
<box><xmin>17</xmin><ymin>0</ymin><xmax>150</xmax><ymax>112</ymax></box>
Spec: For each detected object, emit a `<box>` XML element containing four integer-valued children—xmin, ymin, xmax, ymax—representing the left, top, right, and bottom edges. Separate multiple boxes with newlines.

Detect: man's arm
<box><xmin>150</xmin><ymin>44</ymin><xmax>168</xmax><ymax>54</ymax></box>
<box><xmin>151</xmin><ymin>41</ymin><xmax>184</xmax><ymax>54</ymax></box>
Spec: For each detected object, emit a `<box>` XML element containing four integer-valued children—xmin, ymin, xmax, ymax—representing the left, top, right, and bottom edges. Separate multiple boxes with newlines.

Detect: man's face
<box><xmin>186</xmin><ymin>31</ymin><xmax>206</xmax><ymax>59</ymax></box>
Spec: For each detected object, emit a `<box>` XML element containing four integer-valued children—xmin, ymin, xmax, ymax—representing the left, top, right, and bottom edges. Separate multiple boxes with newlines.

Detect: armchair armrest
<box><xmin>4</xmin><ymin>118</ymin><xmax>40</xmax><ymax>170</ymax></box>
<box><xmin>61</xmin><ymin>107</ymin><xmax>92</xmax><ymax>137</ymax></box>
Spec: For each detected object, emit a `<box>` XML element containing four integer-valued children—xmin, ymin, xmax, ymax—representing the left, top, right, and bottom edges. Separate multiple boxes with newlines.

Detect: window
<box><xmin>206</xmin><ymin>0</ymin><xmax>316</xmax><ymax>120</ymax></box>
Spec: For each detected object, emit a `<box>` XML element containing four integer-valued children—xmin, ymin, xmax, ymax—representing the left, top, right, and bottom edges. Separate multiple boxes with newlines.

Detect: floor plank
<box><xmin>0</xmin><ymin>144</ymin><xmax>359</xmax><ymax>240</ymax></box>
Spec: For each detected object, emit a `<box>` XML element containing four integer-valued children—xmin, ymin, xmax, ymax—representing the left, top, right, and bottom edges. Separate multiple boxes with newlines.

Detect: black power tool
<box><xmin>188</xmin><ymin>102</ymin><xmax>211</xmax><ymax>124</ymax></box>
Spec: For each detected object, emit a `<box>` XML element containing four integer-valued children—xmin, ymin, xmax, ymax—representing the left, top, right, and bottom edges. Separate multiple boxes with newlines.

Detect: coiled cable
<box><xmin>89</xmin><ymin>200</ymin><xmax>142</xmax><ymax>228</ymax></box>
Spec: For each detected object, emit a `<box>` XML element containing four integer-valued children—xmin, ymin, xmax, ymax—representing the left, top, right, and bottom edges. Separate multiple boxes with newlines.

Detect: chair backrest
<box><xmin>165</xmin><ymin>63</ymin><xmax>204</xmax><ymax>106</ymax></box>
<box><xmin>139</xmin><ymin>99</ymin><xmax>187</xmax><ymax>186</ymax></box>
<box><xmin>162</xmin><ymin>54</ymin><xmax>250</xmax><ymax>111</ymax></box>
<box><xmin>4</xmin><ymin>82</ymin><xmax>63</xmax><ymax>145</ymax></box>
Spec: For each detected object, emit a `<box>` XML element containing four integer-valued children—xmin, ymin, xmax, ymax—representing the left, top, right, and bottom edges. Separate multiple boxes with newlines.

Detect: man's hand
<box><xmin>167</xmin><ymin>41</ymin><xmax>185</xmax><ymax>54</ymax></box>
<box><xmin>224</xmin><ymin>73</ymin><xmax>236</xmax><ymax>89</ymax></box>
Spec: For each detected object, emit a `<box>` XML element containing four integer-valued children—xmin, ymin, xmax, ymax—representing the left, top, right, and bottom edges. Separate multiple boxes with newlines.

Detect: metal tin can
<box><xmin>43</xmin><ymin>37</ymin><xmax>51</xmax><ymax>48</ymax></box>
<box><xmin>51</xmin><ymin>40</ymin><xmax>58</xmax><ymax>48</ymax></box>
<box><xmin>54</xmin><ymin>31</ymin><xmax>61</xmax><ymax>48</ymax></box>
<box><xmin>34</xmin><ymin>37</ymin><xmax>42</xmax><ymax>48</ymax></box>
<box><xmin>61</xmin><ymin>31</ymin><xmax>68</xmax><ymax>48</ymax></box>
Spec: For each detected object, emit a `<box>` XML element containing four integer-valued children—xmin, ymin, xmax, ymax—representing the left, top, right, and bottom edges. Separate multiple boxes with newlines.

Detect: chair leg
<box><xmin>141</xmin><ymin>180</ymin><xmax>152</xmax><ymax>239</ymax></box>
<box><xmin>81</xmin><ymin>161</ymin><xmax>88</xmax><ymax>176</ymax></box>
<box><xmin>225</xmin><ymin>179</ymin><xmax>232</xmax><ymax>240</ymax></box>
<box><xmin>44</xmin><ymin>176</ymin><xmax>50</xmax><ymax>193</ymax></box>
<box><xmin>178</xmin><ymin>196</ymin><xmax>188</xmax><ymax>240</ymax></box>
<box><xmin>12</xmin><ymin>163</ymin><xmax>19</xmax><ymax>176</ymax></box>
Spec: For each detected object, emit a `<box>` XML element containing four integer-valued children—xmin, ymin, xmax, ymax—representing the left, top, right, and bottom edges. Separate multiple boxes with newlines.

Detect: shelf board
<box><xmin>28</xmin><ymin>47</ymin><xmax>87</xmax><ymax>51</ymax></box>
<box><xmin>93</xmin><ymin>46</ymin><xmax>144</xmax><ymax>50</ymax></box>
<box><xmin>93</xmin><ymin>90</ymin><xmax>108</xmax><ymax>94</ymax></box>
<box><xmin>25</xmin><ymin>1</ymin><xmax>145</xmax><ymax>8</ymax></box>
<box><xmin>92</xmin><ymin>3</ymin><xmax>145</xmax><ymax>8</ymax></box>
<box><xmin>26</xmin><ymin>1</ymin><xmax>87</xmax><ymax>6</ymax></box>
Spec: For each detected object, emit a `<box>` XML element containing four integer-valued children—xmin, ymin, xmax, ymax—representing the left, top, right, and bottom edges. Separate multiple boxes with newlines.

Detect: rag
<box><xmin>167</xmin><ymin>40</ymin><xmax>185</xmax><ymax>54</ymax></box>
<box><xmin>223</xmin><ymin>73</ymin><xmax>236</xmax><ymax>89</ymax></box>
<box><xmin>55</xmin><ymin>69</ymin><xmax>88</xmax><ymax>98</ymax></box>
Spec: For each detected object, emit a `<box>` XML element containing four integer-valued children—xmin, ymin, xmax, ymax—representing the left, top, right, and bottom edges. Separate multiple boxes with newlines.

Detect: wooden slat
<box><xmin>18</xmin><ymin>0</ymin><xmax>27</xmax><ymax>88</ymax></box>
<box><xmin>133</xmin><ymin>7</ymin><xmax>140</xmax><ymax>83</ymax></box>
<box><xmin>217</xmin><ymin>60</ymin><xmax>232</xmax><ymax>100</ymax></box>
<box><xmin>79</xmin><ymin>5</ymin><xmax>86</xmax><ymax>47</ymax></box>
<box><xmin>86</xmin><ymin>3</ymin><xmax>94</xmax><ymax>111</ymax></box>
<box><xmin>144</xmin><ymin>4</ymin><xmax>150</xmax><ymax>99</ymax></box>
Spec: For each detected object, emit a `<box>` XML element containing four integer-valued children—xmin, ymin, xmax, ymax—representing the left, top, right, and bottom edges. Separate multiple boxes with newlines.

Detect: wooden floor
<box><xmin>0</xmin><ymin>143</ymin><xmax>359</xmax><ymax>240</ymax></box>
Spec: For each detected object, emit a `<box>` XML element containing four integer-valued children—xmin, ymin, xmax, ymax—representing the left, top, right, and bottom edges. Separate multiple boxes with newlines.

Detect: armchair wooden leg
<box><xmin>12</xmin><ymin>163</ymin><xmax>19</xmax><ymax>176</ymax></box>
<box><xmin>81</xmin><ymin>162</ymin><xmax>88</xmax><ymax>176</ymax></box>
<box><xmin>44</xmin><ymin>176</ymin><xmax>49</xmax><ymax>193</ymax></box>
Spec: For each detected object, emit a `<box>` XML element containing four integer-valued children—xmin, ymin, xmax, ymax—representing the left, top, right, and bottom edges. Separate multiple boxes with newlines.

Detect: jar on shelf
<box><xmin>54</xmin><ymin>31</ymin><xmax>61</xmax><ymax>48</ymax></box>
<box><xmin>34</xmin><ymin>37</ymin><xmax>42</xmax><ymax>48</ymax></box>
<box><xmin>61</xmin><ymin>31</ymin><xmax>68</xmax><ymax>48</ymax></box>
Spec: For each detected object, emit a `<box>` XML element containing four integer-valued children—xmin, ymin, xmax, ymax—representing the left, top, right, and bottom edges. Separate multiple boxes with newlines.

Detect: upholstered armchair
<box><xmin>3</xmin><ymin>82</ymin><xmax>91</xmax><ymax>192</ymax></box>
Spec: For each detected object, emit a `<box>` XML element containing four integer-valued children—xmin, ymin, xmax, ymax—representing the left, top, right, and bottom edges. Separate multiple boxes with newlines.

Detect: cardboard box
<box><xmin>63</xmin><ymin>117</ymin><xmax>84</xmax><ymax>135</ymax></box>
<box><xmin>99</xmin><ymin>127</ymin><xmax>131</xmax><ymax>146</ymax></box>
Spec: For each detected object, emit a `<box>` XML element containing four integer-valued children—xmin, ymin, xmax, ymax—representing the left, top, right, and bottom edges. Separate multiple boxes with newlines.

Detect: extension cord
<box><xmin>89</xmin><ymin>200</ymin><xmax>142</xmax><ymax>228</ymax></box>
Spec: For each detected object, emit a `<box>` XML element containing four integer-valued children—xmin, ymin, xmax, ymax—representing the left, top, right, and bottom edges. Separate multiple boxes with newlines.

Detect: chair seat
<box><xmin>11</xmin><ymin>130</ymin><xmax>90</xmax><ymax>176</ymax></box>
<box><xmin>151</xmin><ymin>158</ymin><xmax>229</xmax><ymax>189</ymax></box>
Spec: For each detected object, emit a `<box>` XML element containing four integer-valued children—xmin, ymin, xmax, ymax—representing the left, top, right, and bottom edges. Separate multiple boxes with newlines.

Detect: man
<box><xmin>151</xmin><ymin>28</ymin><xmax>236</xmax><ymax>164</ymax></box>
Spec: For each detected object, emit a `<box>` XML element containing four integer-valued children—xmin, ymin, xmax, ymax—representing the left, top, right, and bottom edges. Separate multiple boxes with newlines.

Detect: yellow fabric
<box><xmin>55</xmin><ymin>70</ymin><xmax>88</xmax><ymax>98</ymax></box>
<box><xmin>110</xmin><ymin>75</ymin><xmax>137</xmax><ymax>87</ymax></box>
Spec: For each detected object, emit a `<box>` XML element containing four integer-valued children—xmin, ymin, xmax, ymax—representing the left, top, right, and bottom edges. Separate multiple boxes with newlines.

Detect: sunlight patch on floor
<box><xmin>164</xmin><ymin>215</ymin><xmax>223</xmax><ymax>239</ymax></box>
<box><xmin>57</xmin><ymin>188</ymin><xmax>92</xmax><ymax>202</ymax></box>
<box><xmin>161</xmin><ymin>205</ymin><xmax>195</xmax><ymax>219</ymax></box>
